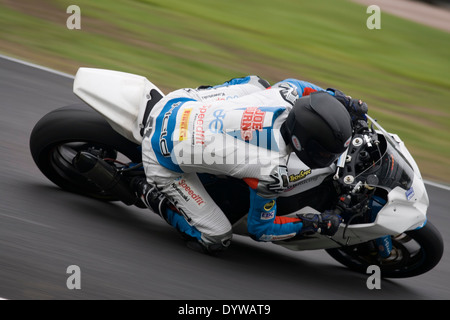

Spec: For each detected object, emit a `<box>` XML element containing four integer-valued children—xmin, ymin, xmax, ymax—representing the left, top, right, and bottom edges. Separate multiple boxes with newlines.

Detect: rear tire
<box><xmin>29</xmin><ymin>103</ymin><xmax>142</xmax><ymax>200</ymax></box>
<box><xmin>326</xmin><ymin>221</ymin><xmax>444</xmax><ymax>278</ymax></box>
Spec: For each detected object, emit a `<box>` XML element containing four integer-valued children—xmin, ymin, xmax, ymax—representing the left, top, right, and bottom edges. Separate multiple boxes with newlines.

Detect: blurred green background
<box><xmin>1</xmin><ymin>0</ymin><xmax>449</xmax><ymax>183</ymax></box>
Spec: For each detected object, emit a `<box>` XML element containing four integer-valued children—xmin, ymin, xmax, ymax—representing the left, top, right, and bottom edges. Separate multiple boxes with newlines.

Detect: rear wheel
<box><xmin>29</xmin><ymin>104</ymin><xmax>142</xmax><ymax>200</ymax></box>
<box><xmin>326</xmin><ymin>221</ymin><xmax>443</xmax><ymax>278</ymax></box>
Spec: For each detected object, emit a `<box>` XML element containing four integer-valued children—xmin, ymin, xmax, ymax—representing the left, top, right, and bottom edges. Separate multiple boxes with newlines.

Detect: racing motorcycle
<box><xmin>29</xmin><ymin>68</ymin><xmax>443</xmax><ymax>278</ymax></box>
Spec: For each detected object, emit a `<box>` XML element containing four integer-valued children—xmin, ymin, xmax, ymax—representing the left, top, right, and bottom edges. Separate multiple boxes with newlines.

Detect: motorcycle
<box><xmin>29</xmin><ymin>68</ymin><xmax>443</xmax><ymax>278</ymax></box>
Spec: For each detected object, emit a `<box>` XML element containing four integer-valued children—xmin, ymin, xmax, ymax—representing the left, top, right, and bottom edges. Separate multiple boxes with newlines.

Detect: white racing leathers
<box><xmin>141</xmin><ymin>76</ymin><xmax>323</xmax><ymax>250</ymax></box>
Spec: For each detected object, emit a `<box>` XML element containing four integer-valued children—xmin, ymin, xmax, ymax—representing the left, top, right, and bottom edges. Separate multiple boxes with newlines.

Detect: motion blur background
<box><xmin>1</xmin><ymin>0</ymin><xmax>449</xmax><ymax>183</ymax></box>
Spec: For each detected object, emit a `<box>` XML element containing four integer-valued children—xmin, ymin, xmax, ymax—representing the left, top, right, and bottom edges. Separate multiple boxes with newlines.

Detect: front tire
<box><xmin>326</xmin><ymin>221</ymin><xmax>444</xmax><ymax>278</ymax></box>
<box><xmin>29</xmin><ymin>103</ymin><xmax>142</xmax><ymax>200</ymax></box>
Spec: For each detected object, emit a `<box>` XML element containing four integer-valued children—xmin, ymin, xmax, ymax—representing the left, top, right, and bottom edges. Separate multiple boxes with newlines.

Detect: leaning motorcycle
<box><xmin>29</xmin><ymin>68</ymin><xmax>443</xmax><ymax>278</ymax></box>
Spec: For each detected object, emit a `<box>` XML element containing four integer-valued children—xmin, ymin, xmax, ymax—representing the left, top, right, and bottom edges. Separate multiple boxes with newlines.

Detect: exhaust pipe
<box><xmin>73</xmin><ymin>151</ymin><xmax>139</xmax><ymax>206</ymax></box>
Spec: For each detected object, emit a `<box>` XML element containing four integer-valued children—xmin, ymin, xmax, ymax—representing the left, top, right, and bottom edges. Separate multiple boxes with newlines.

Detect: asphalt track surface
<box><xmin>0</xmin><ymin>56</ymin><xmax>449</xmax><ymax>300</ymax></box>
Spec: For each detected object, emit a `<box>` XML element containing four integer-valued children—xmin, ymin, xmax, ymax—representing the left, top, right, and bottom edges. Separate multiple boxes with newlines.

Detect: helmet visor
<box><xmin>306</xmin><ymin>139</ymin><xmax>341</xmax><ymax>168</ymax></box>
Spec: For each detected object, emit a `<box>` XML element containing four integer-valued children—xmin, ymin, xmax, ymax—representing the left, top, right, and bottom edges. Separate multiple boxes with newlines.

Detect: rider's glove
<box><xmin>297</xmin><ymin>210</ymin><xmax>342</xmax><ymax>236</ymax></box>
<box><xmin>327</xmin><ymin>88</ymin><xmax>368</xmax><ymax>122</ymax></box>
<box><xmin>268</xmin><ymin>165</ymin><xmax>289</xmax><ymax>193</ymax></box>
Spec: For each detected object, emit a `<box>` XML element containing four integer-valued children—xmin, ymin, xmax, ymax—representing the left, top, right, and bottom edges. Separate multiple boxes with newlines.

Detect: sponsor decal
<box><xmin>179</xmin><ymin>108</ymin><xmax>192</xmax><ymax>141</ymax></box>
<box><xmin>200</xmin><ymin>92</ymin><xmax>225</xmax><ymax>100</ymax></box>
<box><xmin>288</xmin><ymin>169</ymin><xmax>312</xmax><ymax>183</ymax></box>
<box><xmin>284</xmin><ymin>175</ymin><xmax>319</xmax><ymax>192</ymax></box>
<box><xmin>200</xmin><ymin>92</ymin><xmax>239</xmax><ymax>101</ymax></box>
<box><xmin>263</xmin><ymin>200</ymin><xmax>275</xmax><ymax>211</ymax></box>
<box><xmin>344</xmin><ymin>136</ymin><xmax>351</xmax><ymax>148</ymax></box>
<box><xmin>159</xmin><ymin>102</ymin><xmax>180</xmax><ymax>156</ymax></box>
<box><xmin>193</xmin><ymin>105</ymin><xmax>211</xmax><ymax>145</ymax></box>
<box><xmin>240</xmin><ymin>107</ymin><xmax>265</xmax><ymax>141</ymax></box>
<box><xmin>171</xmin><ymin>178</ymin><xmax>206</xmax><ymax>207</ymax></box>
<box><xmin>209</xmin><ymin>109</ymin><xmax>225</xmax><ymax>133</ymax></box>
<box><xmin>291</xmin><ymin>135</ymin><xmax>301</xmax><ymax>151</ymax></box>
<box><xmin>260</xmin><ymin>210</ymin><xmax>275</xmax><ymax>220</ymax></box>
<box><xmin>406</xmin><ymin>187</ymin><xmax>415</xmax><ymax>201</ymax></box>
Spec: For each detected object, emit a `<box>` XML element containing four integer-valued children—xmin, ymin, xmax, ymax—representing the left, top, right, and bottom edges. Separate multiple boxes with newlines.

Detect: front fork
<box><xmin>370</xmin><ymin>196</ymin><xmax>393</xmax><ymax>259</ymax></box>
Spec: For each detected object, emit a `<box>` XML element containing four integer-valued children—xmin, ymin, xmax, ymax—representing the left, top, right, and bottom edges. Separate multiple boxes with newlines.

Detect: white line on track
<box><xmin>0</xmin><ymin>212</ymin><xmax>54</xmax><ymax>229</ymax></box>
<box><xmin>0</xmin><ymin>53</ymin><xmax>74</xmax><ymax>79</ymax></box>
<box><xmin>1</xmin><ymin>53</ymin><xmax>450</xmax><ymax>192</ymax></box>
<box><xmin>424</xmin><ymin>180</ymin><xmax>450</xmax><ymax>192</ymax></box>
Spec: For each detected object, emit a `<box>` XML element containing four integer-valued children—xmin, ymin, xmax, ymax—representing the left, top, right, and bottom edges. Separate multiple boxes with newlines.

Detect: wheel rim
<box><xmin>336</xmin><ymin>233</ymin><xmax>425</xmax><ymax>276</ymax></box>
<box><xmin>378</xmin><ymin>234</ymin><xmax>424</xmax><ymax>273</ymax></box>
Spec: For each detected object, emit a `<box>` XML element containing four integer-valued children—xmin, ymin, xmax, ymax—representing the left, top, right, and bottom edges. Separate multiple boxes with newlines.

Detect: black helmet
<box><xmin>281</xmin><ymin>91</ymin><xmax>353</xmax><ymax>169</ymax></box>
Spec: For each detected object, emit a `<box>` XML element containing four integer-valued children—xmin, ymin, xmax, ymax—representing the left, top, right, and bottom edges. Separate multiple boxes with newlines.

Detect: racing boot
<box><xmin>132</xmin><ymin>177</ymin><xmax>231</xmax><ymax>255</ymax></box>
<box><xmin>297</xmin><ymin>210</ymin><xmax>342</xmax><ymax>236</ymax></box>
<box><xmin>131</xmin><ymin>177</ymin><xmax>169</xmax><ymax>221</ymax></box>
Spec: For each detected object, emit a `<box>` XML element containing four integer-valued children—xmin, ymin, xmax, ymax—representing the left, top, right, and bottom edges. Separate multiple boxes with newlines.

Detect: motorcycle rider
<box><xmin>134</xmin><ymin>75</ymin><xmax>368</xmax><ymax>253</ymax></box>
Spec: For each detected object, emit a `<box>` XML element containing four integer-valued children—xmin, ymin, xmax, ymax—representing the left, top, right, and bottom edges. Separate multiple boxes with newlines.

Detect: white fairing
<box><xmin>268</xmin><ymin>177</ymin><xmax>428</xmax><ymax>251</ymax></box>
<box><xmin>73</xmin><ymin>68</ymin><xmax>164</xmax><ymax>144</ymax></box>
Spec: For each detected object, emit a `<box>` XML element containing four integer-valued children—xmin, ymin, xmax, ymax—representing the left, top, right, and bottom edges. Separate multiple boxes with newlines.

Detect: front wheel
<box><xmin>326</xmin><ymin>221</ymin><xmax>444</xmax><ymax>278</ymax></box>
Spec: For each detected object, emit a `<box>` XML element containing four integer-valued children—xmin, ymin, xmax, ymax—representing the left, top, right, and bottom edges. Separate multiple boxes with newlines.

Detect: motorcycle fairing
<box><xmin>73</xmin><ymin>68</ymin><xmax>164</xmax><ymax>145</ymax></box>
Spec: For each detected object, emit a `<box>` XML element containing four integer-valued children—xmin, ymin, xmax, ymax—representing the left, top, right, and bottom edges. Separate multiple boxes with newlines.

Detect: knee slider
<box><xmin>201</xmin><ymin>230</ymin><xmax>233</xmax><ymax>253</ymax></box>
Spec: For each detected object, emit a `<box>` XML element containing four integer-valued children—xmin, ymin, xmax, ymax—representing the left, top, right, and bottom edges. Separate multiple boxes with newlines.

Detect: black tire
<box><xmin>326</xmin><ymin>221</ymin><xmax>444</xmax><ymax>278</ymax></box>
<box><xmin>29</xmin><ymin>103</ymin><xmax>142</xmax><ymax>200</ymax></box>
